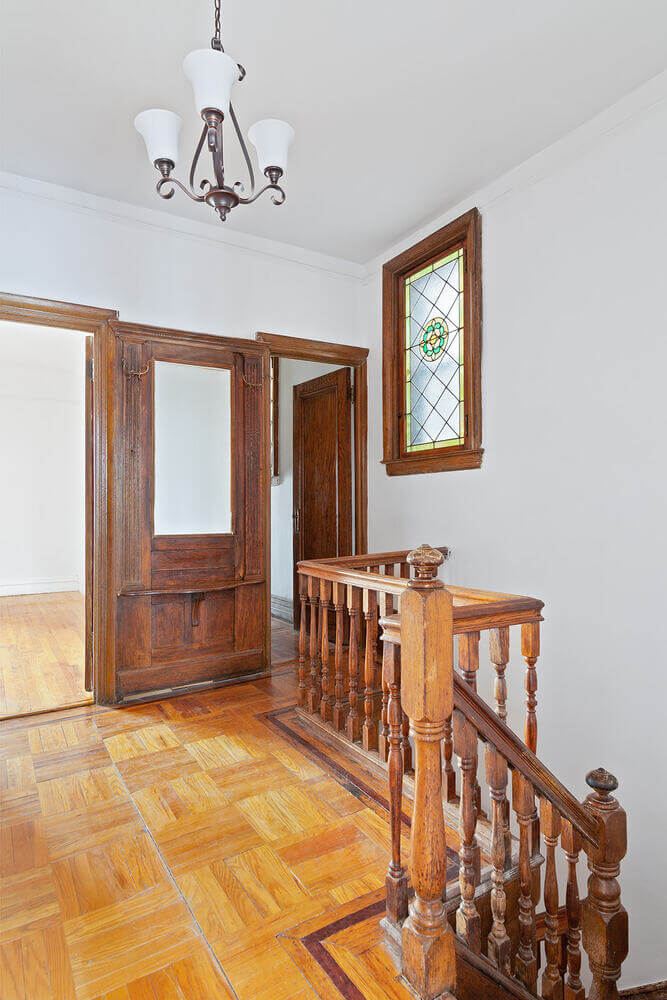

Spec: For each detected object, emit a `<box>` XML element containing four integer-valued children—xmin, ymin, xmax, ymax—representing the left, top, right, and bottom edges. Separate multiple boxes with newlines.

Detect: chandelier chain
<box><xmin>214</xmin><ymin>0</ymin><xmax>221</xmax><ymax>43</ymax></box>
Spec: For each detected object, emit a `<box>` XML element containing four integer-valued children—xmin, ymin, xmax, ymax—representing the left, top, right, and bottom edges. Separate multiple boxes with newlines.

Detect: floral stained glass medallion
<box><xmin>404</xmin><ymin>247</ymin><xmax>464</xmax><ymax>453</ymax></box>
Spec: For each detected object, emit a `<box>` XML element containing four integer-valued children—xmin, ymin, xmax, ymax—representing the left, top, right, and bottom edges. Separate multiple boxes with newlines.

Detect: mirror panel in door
<box><xmin>153</xmin><ymin>361</ymin><xmax>232</xmax><ymax>535</ymax></box>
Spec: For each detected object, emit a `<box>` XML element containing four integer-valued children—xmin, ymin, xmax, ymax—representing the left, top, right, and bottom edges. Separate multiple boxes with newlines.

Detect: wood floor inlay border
<box><xmin>261</xmin><ymin>708</ymin><xmax>460</xmax><ymax>868</ymax></box>
<box><xmin>300</xmin><ymin>898</ymin><xmax>386</xmax><ymax>1000</ymax></box>
<box><xmin>261</xmin><ymin>707</ymin><xmax>414</xmax><ymax>827</ymax></box>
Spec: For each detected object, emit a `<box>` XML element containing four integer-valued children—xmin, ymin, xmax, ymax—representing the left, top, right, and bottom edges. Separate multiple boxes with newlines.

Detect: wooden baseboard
<box><xmin>620</xmin><ymin>984</ymin><xmax>667</xmax><ymax>999</ymax></box>
<box><xmin>271</xmin><ymin>594</ymin><xmax>294</xmax><ymax>625</ymax></box>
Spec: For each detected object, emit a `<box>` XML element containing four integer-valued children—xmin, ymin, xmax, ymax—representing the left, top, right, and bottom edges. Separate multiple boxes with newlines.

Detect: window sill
<box><xmin>382</xmin><ymin>448</ymin><xmax>484</xmax><ymax>476</ymax></box>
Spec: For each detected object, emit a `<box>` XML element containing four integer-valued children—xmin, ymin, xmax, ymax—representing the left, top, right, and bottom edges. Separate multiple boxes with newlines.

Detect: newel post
<box><xmin>581</xmin><ymin>768</ymin><xmax>628</xmax><ymax>1000</ymax></box>
<box><xmin>400</xmin><ymin>544</ymin><xmax>456</xmax><ymax>1000</ymax></box>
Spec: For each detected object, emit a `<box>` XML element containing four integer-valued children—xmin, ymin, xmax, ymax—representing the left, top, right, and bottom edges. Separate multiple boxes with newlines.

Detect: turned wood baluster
<box><xmin>307</xmin><ymin>577</ymin><xmax>320</xmax><ymax>713</ymax></box>
<box><xmin>319</xmin><ymin>580</ymin><xmax>332</xmax><ymax>722</ymax></box>
<box><xmin>401</xmin><ymin>544</ymin><xmax>456</xmax><ymax>1000</ymax></box>
<box><xmin>459</xmin><ymin>631</ymin><xmax>482</xmax><ymax>814</ymax></box>
<box><xmin>541</xmin><ymin>797</ymin><xmax>564</xmax><ymax>1000</ymax></box>
<box><xmin>453</xmin><ymin>709</ymin><xmax>481</xmax><ymax>952</ymax></box>
<box><xmin>522</xmin><ymin>621</ymin><xmax>541</xmax><ymax>853</ymax></box>
<box><xmin>297</xmin><ymin>574</ymin><xmax>308</xmax><ymax>707</ymax></box>
<box><xmin>582</xmin><ymin>769</ymin><xmax>628</xmax><ymax>1000</ymax></box>
<box><xmin>486</xmin><ymin>745</ymin><xmax>511</xmax><ymax>975</ymax></box>
<box><xmin>378</xmin><ymin>568</ymin><xmax>395</xmax><ymax>762</ymax></box>
<box><xmin>489</xmin><ymin>628</ymin><xmax>512</xmax><ymax>867</ymax></box>
<box><xmin>382</xmin><ymin>618</ymin><xmax>408</xmax><ymax>925</ymax></box>
<box><xmin>512</xmin><ymin>771</ymin><xmax>538</xmax><ymax>991</ymax></box>
<box><xmin>362</xmin><ymin>588</ymin><xmax>378</xmax><ymax>751</ymax></box>
<box><xmin>332</xmin><ymin>582</ymin><xmax>346</xmax><ymax>731</ymax></box>
<box><xmin>490</xmin><ymin>627</ymin><xmax>510</xmax><ymax>723</ymax></box>
<box><xmin>379</xmin><ymin>668</ymin><xmax>390</xmax><ymax>762</ymax></box>
<box><xmin>561</xmin><ymin>819</ymin><xmax>585</xmax><ymax>1000</ymax></box>
<box><xmin>521</xmin><ymin>621</ymin><xmax>540</xmax><ymax>753</ymax></box>
<box><xmin>443</xmin><ymin>716</ymin><xmax>456</xmax><ymax>802</ymax></box>
<box><xmin>345</xmin><ymin>586</ymin><xmax>361</xmax><ymax>741</ymax></box>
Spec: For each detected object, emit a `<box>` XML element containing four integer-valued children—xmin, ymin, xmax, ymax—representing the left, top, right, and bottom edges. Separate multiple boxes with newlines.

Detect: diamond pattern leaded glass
<box><xmin>404</xmin><ymin>247</ymin><xmax>464</xmax><ymax>452</ymax></box>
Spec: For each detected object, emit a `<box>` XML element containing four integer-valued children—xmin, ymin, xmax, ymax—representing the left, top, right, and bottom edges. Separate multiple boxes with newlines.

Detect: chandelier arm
<box><xmin>189</xmin><ymin>123</ymin><xmax>211</xmax><ymax>195</ymax></box>
<box><xmin>229</xmin><ymin>103</ymin><xmax>256</xmax><ymax>198</ymax></box>
<box><xmin>238</xmin><ymin>181</ymin><xmax>285</xmax><ymax>206</ymax></box>
<box><xmin>208</xmin><ymin>122</ymin><xmax>225</xmax><ymax>189</ymax></box>
<box><xmin>157</xmin><ymin>175</ymin><xmax>207</xmax><ymax>202</ymax></box>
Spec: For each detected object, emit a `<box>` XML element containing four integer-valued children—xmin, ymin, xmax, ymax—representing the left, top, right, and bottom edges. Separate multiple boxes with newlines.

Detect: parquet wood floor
<box><xmin>0</xmin><ymin>593</ymin><xmax>90</xmax><ymax>719</ymax></box>
<box><xmin>0</xmin><ymin>629</ymin><xmax>465</xmax><ymax>1000</ymax></box>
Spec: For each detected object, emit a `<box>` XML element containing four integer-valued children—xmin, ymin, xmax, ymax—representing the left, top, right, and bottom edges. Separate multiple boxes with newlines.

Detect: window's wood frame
<box><xmin>382</xmin><ymin>207</ymin><xmax>483</xmax><ymax>475</ymax></box>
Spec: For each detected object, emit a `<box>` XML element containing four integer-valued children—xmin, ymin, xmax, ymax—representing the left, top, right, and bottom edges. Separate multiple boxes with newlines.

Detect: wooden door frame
<box><xmin>255</xmin><ymin>331</ymin><xmax>368</xmax><ymax>554</ymax></box>
<box><xmin>0</xmin><ymin>293</ymin><xmax>118</xmax><ymax>705</ymax></box>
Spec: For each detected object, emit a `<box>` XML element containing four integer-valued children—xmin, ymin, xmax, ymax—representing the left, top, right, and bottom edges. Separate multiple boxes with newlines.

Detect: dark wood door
<box><xmin>293</xmin><ymin>368</ymin><xmax>352</xmax><ymax>624</ymax></box>
<box><xmin>109</xmin><ymin>322</ymin><xmax>270</xmax><ymax>701</ymax></box>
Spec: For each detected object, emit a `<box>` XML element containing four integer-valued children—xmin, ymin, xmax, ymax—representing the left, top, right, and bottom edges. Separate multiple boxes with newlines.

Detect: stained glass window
<box><xmin>404</xmin><ymin>247</ymin><xmax>464</xmax><ymax>452</ymax></box>
<box><xmin>382</xmin><ymin>208</ymin><xmax>482</xmax><ymax>475</ymax></box>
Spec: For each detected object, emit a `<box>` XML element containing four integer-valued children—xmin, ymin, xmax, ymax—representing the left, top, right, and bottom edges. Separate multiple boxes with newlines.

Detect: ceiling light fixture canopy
<box><xmin>134</xmin><ymin>0</ymin><xmax>294</xmax><ymax>222</ymax></box>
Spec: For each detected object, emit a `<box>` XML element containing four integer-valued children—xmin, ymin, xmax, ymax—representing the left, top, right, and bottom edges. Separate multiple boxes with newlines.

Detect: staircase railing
<box><xmin>296</xmin><ymin>543</ymin><xmax>628</xmax><ymax>1000</ymax></box>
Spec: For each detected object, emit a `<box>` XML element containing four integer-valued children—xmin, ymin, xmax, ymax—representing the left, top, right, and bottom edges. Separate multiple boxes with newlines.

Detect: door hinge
<box><xmin>348</xmin><ymin>383</ymin><xmax>355</xmax><ymax>404</ymax></box>
<box><xmin>86</xmin><ymin>357</ymin><xmax>94</xmax><ymax>382</ymax></box>
<box><xmin>465</xmin><ymin>413</ymin><xmax>469</xmax><ymax>437</ymax></box>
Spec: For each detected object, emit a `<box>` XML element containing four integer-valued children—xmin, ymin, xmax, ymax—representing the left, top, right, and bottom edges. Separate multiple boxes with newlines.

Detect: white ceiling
<box><xmin>2</xmin><ymin>1</ymin><xmax>667</xmax><ymax>262</ymax></box>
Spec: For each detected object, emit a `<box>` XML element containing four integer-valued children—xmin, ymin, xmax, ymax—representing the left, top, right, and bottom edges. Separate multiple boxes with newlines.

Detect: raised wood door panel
<box><xmin>110</xmin><ymin>323</ymin><xmax>269</xmax><ymax>700</ymax></box>
<box><xmin>293</xmin><ymin>367</ymin><xmax>352</xmax><ymax>624</ymax></box>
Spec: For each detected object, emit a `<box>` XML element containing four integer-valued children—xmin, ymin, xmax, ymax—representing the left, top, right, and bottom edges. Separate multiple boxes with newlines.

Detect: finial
<box><xmin>407</xmin><ymin>543</ymin><xmax>444</xmax><ymax>588</ymax></box>
<box><xmin>586</xmin><ymin>767</ymin><xmax>618</xmax><ymax>795</ymax></box>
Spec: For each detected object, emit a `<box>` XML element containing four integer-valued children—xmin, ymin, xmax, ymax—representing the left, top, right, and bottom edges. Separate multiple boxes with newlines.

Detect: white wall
<box><xmin>0</xmin><ymin>321</ymin><xmax>86</xmax><ymax>595</ymax></box>
<box><xmin>271</xmin><ymin>358</ymin><xmax>346</xmax><ymax>605</ymax></box>
<box><xmin>363</xmin><ymin>97</ymin><xmax>667</xmax><ymax>986</ymax></box>
<box><xmin>0</xmin><ymin>173</ymin><xmax>365</xmax><ymax>344</ymax></box>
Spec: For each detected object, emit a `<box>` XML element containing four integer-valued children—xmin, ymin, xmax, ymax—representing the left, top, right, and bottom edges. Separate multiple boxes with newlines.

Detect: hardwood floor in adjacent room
<box><xmin>0</xmin><ymin>592</ymin><xmax>90</xmax><ymax>719</ymax></box>
<box><xmin>0</xmin><ymin>647</ymin><xmax>463</xmax><ymax>1000</ymax></box>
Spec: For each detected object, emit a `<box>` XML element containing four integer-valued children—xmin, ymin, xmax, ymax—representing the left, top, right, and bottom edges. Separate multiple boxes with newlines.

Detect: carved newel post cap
<box><xmin>586</xmin><ymin>767</ymin><xmax>618</xmax><ymax>794</ymax></box>
<box><xmin>407</xmin><ymin>544</ymin><xmax>444</xmax><ymax>587</ymax></box>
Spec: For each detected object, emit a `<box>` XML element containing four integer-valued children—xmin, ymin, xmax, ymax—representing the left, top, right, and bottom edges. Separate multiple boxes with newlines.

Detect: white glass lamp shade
<box><xmin>248</xmin><ymin>119</ymin><xmax>295</xmax><ymax>174</ymax></box>
<box><xmin>183</xmin><ymin>48</ymin><xmax>239</xmax><ymax>117</ymax></box>
<box><xmin>134</xmin><ymin>109</ymin><xmax>182</xmax><ymax>166</ymax></box>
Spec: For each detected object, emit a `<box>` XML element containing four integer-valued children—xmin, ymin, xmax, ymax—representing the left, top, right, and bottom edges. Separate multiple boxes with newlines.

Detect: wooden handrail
<box><xmin>453</xmin><ymin>677</ymin><xmax>599</xmax><ymax>846</ymax></box>
<box><xmin>298</xmin><ymin>555</ymin><xmax>544</xmax><ymax>633</ymax></box>
<box><xmin>306</xmin><ymin>546</ymin><xmax>449</xmax><ymax>568</ymax></box>
<box><xmin>298</xmin><ymin>560</ymin><xmax>408</xmax><ymax>595</ymax></box>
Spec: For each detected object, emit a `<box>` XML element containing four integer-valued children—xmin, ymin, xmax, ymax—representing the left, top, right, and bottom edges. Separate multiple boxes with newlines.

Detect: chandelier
<box><xmin>134</xmin><ymin>0</ymin><xmax>294</xmax><ymax>222</ymax></box>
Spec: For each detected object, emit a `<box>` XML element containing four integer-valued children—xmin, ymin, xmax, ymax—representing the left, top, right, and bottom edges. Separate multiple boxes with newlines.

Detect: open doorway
<box><xmin>256</xmin><ymin>332</ymin><xmax>368</xmax><ymax>664</ymax></box>
<box><xmin>0</xmin><ymin>320</ymin><xmax>92</xmax><ymax>717</ymax></box>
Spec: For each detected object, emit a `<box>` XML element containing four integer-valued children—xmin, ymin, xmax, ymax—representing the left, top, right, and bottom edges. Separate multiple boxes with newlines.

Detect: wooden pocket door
<box><xmin>109</xmin><ymin>322</ymin><xmax>269</xmax><ymax>700</ymax></box>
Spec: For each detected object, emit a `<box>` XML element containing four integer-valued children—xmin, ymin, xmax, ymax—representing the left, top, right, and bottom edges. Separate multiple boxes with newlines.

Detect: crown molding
<box><xmin>0</xmin><ymin>170</ymin><xmax>365</xmax><ymax>282</ymax></box>
<box><xmin>363</xmin><ymin>67</ymin><xmax>667</xmax><ymax>278</ymax></box>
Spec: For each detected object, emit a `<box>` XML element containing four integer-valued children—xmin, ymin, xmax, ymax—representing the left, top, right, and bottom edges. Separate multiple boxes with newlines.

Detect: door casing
<box><xmin>0</xmin><ymin>293</ymin><xmax>117</xmax><ymax>704</ymax></box>
<box><xmin>255</xmin><ymin>331</ymin><xmax>368</xmax><ymax>557</ymax></box>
